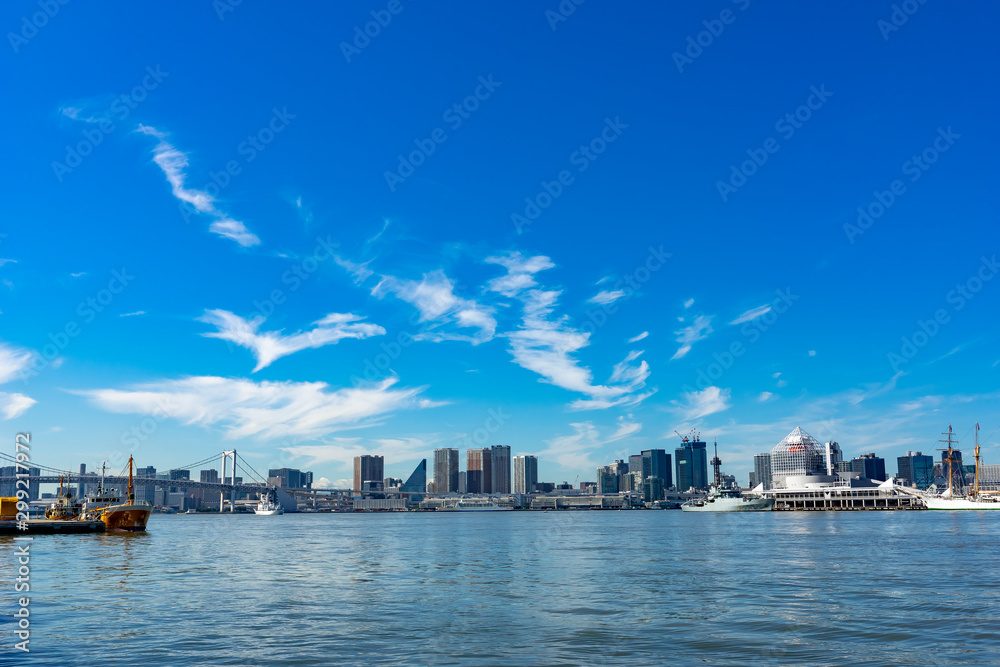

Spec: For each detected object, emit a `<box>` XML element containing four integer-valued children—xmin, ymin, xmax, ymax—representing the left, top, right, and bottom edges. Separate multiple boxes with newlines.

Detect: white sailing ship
<box><xmin>922</xmin><ymin>424</ymin><xmax>1000</xmax><ymax>511</ymax></box>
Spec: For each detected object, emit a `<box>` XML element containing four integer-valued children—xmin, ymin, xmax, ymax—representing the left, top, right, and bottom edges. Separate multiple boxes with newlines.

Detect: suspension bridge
<box><xmin>0</xmin><ymin>449</ymin><xmax>352</xmax><ymax>511</ymax></box>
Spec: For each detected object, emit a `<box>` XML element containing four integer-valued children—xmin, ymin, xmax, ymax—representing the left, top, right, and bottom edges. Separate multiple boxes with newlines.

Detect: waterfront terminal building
<box><xmin>762</xmin><ymin>427</ymin><xmax>924</xmax><ymax>510</ymax></box>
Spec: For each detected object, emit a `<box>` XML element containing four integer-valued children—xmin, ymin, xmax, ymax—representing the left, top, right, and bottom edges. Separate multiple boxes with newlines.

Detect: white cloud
<box><xmin>730</xmin><ymin>304</ymin><xmax>771</xmax><ymax>325</ymax></box>
<box><xmin>0</xmin><ymin>343</ymin><xmax>33</xmax><ymax>385</ymax></box>
<box><xmin>0</xmin><ymin>392</ymin><xmax>35</xmax><ymax>420</ymax></box>
<box><xmin>373</xmin><ymin>270</ymin><xmax>496</xmax><ymax>344</ymax></box>
<box><xmin>808</xmin><ymin>350</ymin><xmax>816</xmax><ymax>357</ymax></box>
<box><xmin>76</xmin><ymin>376</ymin><xmax>434</xmax><ymax>441</ymax></box>
<box><xmin>671</xmin><ymin>386</ymin><xmax>731</xmax><ymax>421</ymax></box>
<box><xmin>505</xmin><ymin>289</ymin><xmax>651</xmax><ymax>409</ymax></box>
<box><xmin>488</xmin><ymin>257</ymin><xmax>651</xmax><ymax>410</ymax></box>
<box><xmin>137</xmin><ymin>126</ymin><xmax>260</xmax><ymax>247</ymax></box>
<box><xmin>532</xmin><ymin>418</ymin><xmax>641</xmax><ymax>471</ymax></box>
<box><xmin>334</xmin><ymin>256</ymin><xmax>374</xmax><ymax>285</ymax></box>
<box><xmin>485</xmin><ymin>252</ymin><xmax>555</xmax><ymax>298</ymax></box>
<box><xmin>283</xmin><ymin>435</ymin><xmax>435</xmax><ymax>469</ymax></box>
<box><xmin>671</xmin><ymin>314</ymin><xmax>713</xmax><ymax>360</ymax></box>
<box><xmin>0</xmin><ymin>342</ymin><xmax>36</xmax><ymax>419</ymax></box>
<box><xmin>588</xmin><ymin>290</ymin><xmax>626</xmax><ymax>306</ymax></box>
<box><xmin>120</xmin><ymin>310</ymin><xmax>146</xmax><ymax>317</ymax></box>
<box><xmin>199</xmin><ymin>309</ymin><xmax>385</xmax><ymax>372</ymax></box>
<box><xmin>758</xmin><ymin>391</ymin><xmax>774</xmax><ymax>402</ymax></box>
<box><xmin>684</xmin><ymin>298</ymin><xmax>694</xmax><ymax>308</ymax></box>
<box><xmin>0</xmin><ymin>259</ymin><xmax>16</xmax><ymax>268</ymax></box>
<box><xmin>628</xmin><ymin>331</ymin><xmax>648</xmax><ymax>343</ymax></box>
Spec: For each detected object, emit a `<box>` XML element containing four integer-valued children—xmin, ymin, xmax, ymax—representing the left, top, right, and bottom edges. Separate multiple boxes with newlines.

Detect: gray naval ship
<box><xmin>680</xmin><ymin>442</ymin><xmax>774</xmax><ymax>512</ymax></box>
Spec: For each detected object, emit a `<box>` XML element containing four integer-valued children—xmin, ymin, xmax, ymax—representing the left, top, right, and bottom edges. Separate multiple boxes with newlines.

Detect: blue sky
<box><xmin>1</xmin><ymin>0</ymin><xmax>997</xmax><ymax>488</ymax></box>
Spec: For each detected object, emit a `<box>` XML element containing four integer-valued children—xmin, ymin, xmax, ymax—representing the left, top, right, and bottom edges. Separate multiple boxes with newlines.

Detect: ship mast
<box><xmin>127</xmin><ymin>455</ymin><xmax>134</xmax><ymax>503</ymax></box>
<box><xmin>711</xmin><ymin>442</ymin><xmax>722</xmax><ymax>487</ymax></box>
<box><xmin>938</xmin><ymin>425</ymin><xmax>959</xmax><ymax>496</ymax></box>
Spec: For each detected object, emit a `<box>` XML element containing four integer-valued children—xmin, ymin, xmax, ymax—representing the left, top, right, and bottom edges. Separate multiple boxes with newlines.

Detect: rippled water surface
<box><xmin>4</xmin><ymin>510</ymin><xmax>1000</xmax><ymax>665</ymax></box>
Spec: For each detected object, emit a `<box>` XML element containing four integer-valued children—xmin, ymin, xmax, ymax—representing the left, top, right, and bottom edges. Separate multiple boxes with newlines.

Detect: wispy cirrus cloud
<box><xmin>76</xmin><ymin>376</ymin><xmax>434</xmax><ymax>441</ymax></box>
<box><xmin>198</xmin><ymin>309</ymin><xmax>385</xmax><ymax>372</ymax></box>
<box><xmin>730</xmin><ymin>304</ymin><xmax>771</xmax><ymax>325</ymax></box>
<box><xmin>372</xmin><ymin>270</ymin><xmax>496</xmax><ymax>344</ymax></box>
<box><xmin>588</xmin><ymin>289</ymin><xmax>626</xmax><ymax>306</ymax></box>
<box><xmin>0</xmin><ymin>342</ymin><xmax>36</xmax><ymax>419</ymax></box>
<box><xmin>671</xmin><ymin>314</ymin><xmax>713</xmax><ymax>360</ymax></box>
<box><xmin>628</xmin><ymin>331</ymin><xmax>648</xmax><ymax>343</ymax></box>
<box><xmin>485</xmin><ymin>252</ymin><xmax>555</xmax><ymax>298</ymax></box>
<box><xmin>488</xmin><ymin>255</ymin><xmax>652</xmax><ymax>410</ymax></box>
<box><xmin>532</xmin><ymin>417</ymin><xmax>641</xmax><ymax>471</ymax></box>
<box><xmin>137</xmin><ymin>125</ymin><xmax>260</xmax><ymax>247</ymax></box>
<box><xmin>671</xmin><ymin>386</ymin><xmax>731</xmax><ymax>421</ymax></box>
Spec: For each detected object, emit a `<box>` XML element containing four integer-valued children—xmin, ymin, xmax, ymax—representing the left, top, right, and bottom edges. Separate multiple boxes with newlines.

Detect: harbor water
<box><xmin>3</xmin><ymin>510</ymin><xmax>1000</xmax><ymax>665</ymax></box>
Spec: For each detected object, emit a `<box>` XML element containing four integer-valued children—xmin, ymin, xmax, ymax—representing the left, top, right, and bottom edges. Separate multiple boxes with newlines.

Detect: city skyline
<box><xmin>0</xmin><ymin>2</ymin><xmax>997</xmax><ymax>491</ymax></box>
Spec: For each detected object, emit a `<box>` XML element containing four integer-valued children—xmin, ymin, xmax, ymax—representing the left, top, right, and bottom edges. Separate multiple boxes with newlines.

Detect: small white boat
<box><xmin>254</xmin><ymin>488</ymin><xmax>284</xmax><ymax>515</ymax></box>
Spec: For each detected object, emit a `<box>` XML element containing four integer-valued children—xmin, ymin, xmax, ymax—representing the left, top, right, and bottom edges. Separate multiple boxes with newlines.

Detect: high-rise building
<box><xmin>598</xmin><ymin>471</ymin><xmax>618</xmax><ymax>494</ymax></box>
<box><xmin>352</xmin><ymin>457</ymin><xmax>384</xmax><ymax>492</ymax></box>
<box><xmin>491</xmin><ymin>445</ymin><xmax>512</xmax><ymax>494</ymax></box>
<box><xmin>822</xmin><ymin>442</ymin><xmax>843</xmax><ymax>474</ymax></box>
<box><xmin>458</xmin><ymin>471</ymin><xmax>468</xmax><ymax>494</ymax></box>
<box><xmin>674</xmin><ymin>441</ymin><xmax>707</xmax><ymax>490</ymax></box>
<box><xmin>433</xmin><ymin>448</ymin><xmax>459</xmax><ymax>493</ymax></box>
<box><xmin>629</xmin><ymin>454</ymin><xmax>642</xmax><ymax>476</ymax></box>
<box><xmin>753</xmin><ymin>453</ymin><xmax>772</xmax><ymax>490</ymax></box>
<box><xmin>135</xmin><ymin>466</ymin><xmax>156</xmax><ymax>505</ymax></box>
<box><xmin>169</xmin><ymin>469</ymin><xmax>190</xmax><ymax>494</ymax></box>
<box><xmin>641</xmin><ymin>449</ymin><xmax>672</xmax><ymax>488</ymax></box>
<box><xmin>269</xmin><ymin>467</ymin><xmax>314</xmax><ymax>490</ymax></box>
<box><xmin>401</xmin><ymin>459</ymin><xmax>426</xmax><ymax>494</ymax></box>
<box><xmin>897</xmin><ymin>451</ymin><xmax>934</xmax><ymax>489</ymax></box>
<box><xmin>467</xmin><ymin>448</ymin><xmax>492</xmax><ymax>494</ymax></box>
<box><xmin>513</xmin><ymin>455</ymin><xmax>537</xmax><ymax>494</ymax></box>
<box><xmin>643</xmin><ymin>476</ymin><xmax>665</xmax><ymax>502</ymax></box>
<box><xmin>851</xmin><ymin>453</ymin><xmax>886</xmax><ymax>481</ymax></box>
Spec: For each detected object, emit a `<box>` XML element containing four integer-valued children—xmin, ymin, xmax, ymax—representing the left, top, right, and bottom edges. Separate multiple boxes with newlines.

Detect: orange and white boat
<box><xmin>80</xmin><ymin>457</ymin><xmax>152</xmax><ymax>532</ymax></box>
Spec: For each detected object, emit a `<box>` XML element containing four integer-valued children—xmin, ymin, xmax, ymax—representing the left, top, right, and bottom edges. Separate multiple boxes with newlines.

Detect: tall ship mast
<box><xmin>938</xmin><ymin>424</ymin><xmax>960</xmax><ymax>498</ymax></box>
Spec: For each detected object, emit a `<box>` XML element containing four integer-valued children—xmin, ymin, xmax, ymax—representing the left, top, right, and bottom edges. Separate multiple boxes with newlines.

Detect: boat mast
<box><xmin>938</xmin><ymin>425</ymin><xmax>958</xmax><ymax>496</ymax></box>
<box><xmin>127</xmin><ymin>456</ymin><xmax>134</xmax><ymax>503</ymax></box>
<box><xmin>711</xmin><ymin>442</ymin><xmax>722</xmax><ymax>487</ymax></box>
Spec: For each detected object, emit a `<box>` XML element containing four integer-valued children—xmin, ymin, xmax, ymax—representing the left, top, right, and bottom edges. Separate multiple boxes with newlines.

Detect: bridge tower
<box><xmin>220</xmin><ymin>450</ymin><xmax>237</xmax><ymax>512</ymax></box>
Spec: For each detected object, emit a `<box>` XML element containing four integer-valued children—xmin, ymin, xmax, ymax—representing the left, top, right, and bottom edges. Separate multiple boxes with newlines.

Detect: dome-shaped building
<box><xmin>769</xmin><ymin>427</ymin><xmax>829</xmax><ymax>487</ymax></box>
